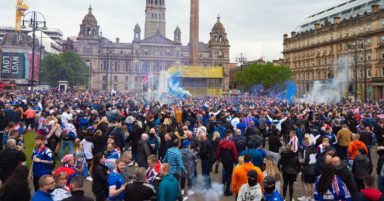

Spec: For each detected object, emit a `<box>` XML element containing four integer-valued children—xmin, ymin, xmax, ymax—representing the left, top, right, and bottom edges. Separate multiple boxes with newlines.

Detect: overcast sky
<box><xmin>0</xmin><ymin>0</ymin><xmax>347</xmax><ymax>62</ymax></box>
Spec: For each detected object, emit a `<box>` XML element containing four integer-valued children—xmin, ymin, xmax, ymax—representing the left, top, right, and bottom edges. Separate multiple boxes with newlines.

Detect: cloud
<box><xmin>0</xmin><ymin>0</ymin><xmax>347</xmax><ymax>62</ymax></box>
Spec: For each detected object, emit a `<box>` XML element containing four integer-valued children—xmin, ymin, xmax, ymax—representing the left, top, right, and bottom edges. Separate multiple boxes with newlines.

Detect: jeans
<box><xmin>282</xmin><ymin>173</ymin><xmax>296</xmax><ymax>200</ymax></box>
<box><xmin>222</xmin><ymin>162</ymin><xmax>234</xmax><ymax>193</ymax></box>
<box><xmin>25</xmin><ymin>118</ymin><xmax>35</xmax><ymax>130</ymax></box>
<box><xmin>60</xmin><ymin>139</ymin><xmax>73</xmax><ymax>159</ymax></box>
<box><xmin>33</xmin><ymin>176</ymin><xmax>41</xmax><ymax>192</ymax></box>
<box><xmin>201</xmin><ymin>159</ymin><xmax>211</xmax><ymax>189</ymax></box>
<box><xmin>47</xmin><ymin>136</ymin><xmax>59</xmax><ymax>155</ymax></box>
<box><xmin>180</xmin><ymin>177</ymin><xmax>192</xmax><ymax>192</ymax></box>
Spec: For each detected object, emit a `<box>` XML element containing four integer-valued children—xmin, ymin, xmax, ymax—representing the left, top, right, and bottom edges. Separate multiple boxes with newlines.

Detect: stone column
<box><xmin>190</xmin><ymin>0</ymin><xmax>200</xmax><ymax>65</ymax></box>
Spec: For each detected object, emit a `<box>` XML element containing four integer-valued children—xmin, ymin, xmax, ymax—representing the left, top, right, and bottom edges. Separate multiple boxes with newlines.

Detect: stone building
<box><xmin>283</xmin><ymin>0</ymin><xmax>384</xmax><ymax>100</ymax></box>
<box><xmin>66</xmin><ymin>0</ymin><xmax>230</xmax><ymax>93</ymax></box>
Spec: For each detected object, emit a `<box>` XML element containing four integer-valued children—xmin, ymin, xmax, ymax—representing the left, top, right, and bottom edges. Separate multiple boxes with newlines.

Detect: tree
<box><xmin>39</xmin><ymin>51</ymin><xmax>90</xmax><ymax>87</ymax></box>
<box><xmin>235</xmin><ymin>62</ymin><xmax>292</xmax><ymax>90</ymax></box>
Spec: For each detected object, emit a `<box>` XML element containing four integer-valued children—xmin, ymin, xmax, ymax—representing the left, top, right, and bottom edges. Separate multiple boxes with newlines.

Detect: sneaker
<box><xmin>297</xmin><ymin>196</ymin><xmax>306</xmax><ymax>201</ymax></box>
<box><xmin>85</xmin><ymin>176</ymin><xmax>93</xmax><ymax>181</ymax></box>
<box><xmin>188</xmin><ymin>190</ymin><xmax>194</xmax><ymax>195</ymax></box>
<box><xmin>128</xmin><ymin>161</ymin><xmax>134</xmax><ymax>167</ymax></box>
<box><xmin>224</xmin><ymin>191</ymin><xmax>233</xmax><ymax>196</ymax></box>
<box><xmin>183</xmin><ymin>196</ymin><xmax>188</xmax><ymax>201</ymax></box>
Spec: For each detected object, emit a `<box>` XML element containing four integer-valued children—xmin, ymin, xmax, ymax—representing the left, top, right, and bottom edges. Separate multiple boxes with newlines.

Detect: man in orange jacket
<box><xmin>232</xmin><ymin>154</ymin><xmax>264</xmax><ymax>198</ymax></box>
<box><xmin>348</xmin><ymin>133</ymin><xmax>368</xmax><ymax>161</ymax></box>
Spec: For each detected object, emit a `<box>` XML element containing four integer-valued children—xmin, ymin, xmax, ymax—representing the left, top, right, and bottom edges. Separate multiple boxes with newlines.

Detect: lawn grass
<box><xmin>24</xmin><ymin>131</ymin><xmax>37</xmax><ymax>168</ymax></box>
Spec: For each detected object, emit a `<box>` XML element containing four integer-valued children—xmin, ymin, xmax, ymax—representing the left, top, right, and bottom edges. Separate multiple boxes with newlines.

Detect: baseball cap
<box><xmin>182</xmin><ymin>140</ymin><xmax>191</xmax><ymax>148</ymax></box>
<box><xmin>61</xmin><ymin>154</ymin><xmax>74</xmax><ymax>163</ymax></box>
<box><xmin>247</xmin><ymin>170</ymin><xmax>258</xmax><ymax>181</ymax></box>
<box><xmin>263</xmin><ymin>175</ymin><xmax>275</xmax><ymax>187</ymax></box>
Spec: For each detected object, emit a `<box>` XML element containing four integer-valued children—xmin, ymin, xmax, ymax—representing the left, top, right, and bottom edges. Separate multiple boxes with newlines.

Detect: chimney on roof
<box><xmin>314</xmin><ymin>23</ymin><xmax>321</xmax><ymax>30</ymax></box>
<box><xmin>334</xmin><ymin>16</ymin><xmax>341</xmax><ymax>25</ymax></box>
<box><xmin>291</xmin><ymin>32</ymin><xmax>296</xmax><ymax>38</ymax></box>
<box><xmin>372</xmin><ymin>4</ymin><xmax>380</xmax><ymax>13</ymax></box>
<box><xmin>116</xmin><ymin>37</ymin><xmax>120</xmax><ymax>43</ymax></box>
<box><xmin>283</xmin><ymin>33</ymin><xmax>288</xmax><ymax>40</ymax></box>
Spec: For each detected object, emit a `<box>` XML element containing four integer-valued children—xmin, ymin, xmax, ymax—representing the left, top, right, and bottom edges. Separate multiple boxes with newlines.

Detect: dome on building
<box><xmin>82</xmin><ymin>6</ymin><xmax>98</xmax><ymax>27</ymax></box>
<box><xmin>211</xmin><ymin>16</ymin><xmax>226</xmax><ymax>33</ymax></box>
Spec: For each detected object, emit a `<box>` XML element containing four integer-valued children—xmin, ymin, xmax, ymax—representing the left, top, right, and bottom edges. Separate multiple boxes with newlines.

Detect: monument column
<box><xmin>190</xmin><ymin>0</ymin><xmax>199</xmax><ymax>65</ymax></box>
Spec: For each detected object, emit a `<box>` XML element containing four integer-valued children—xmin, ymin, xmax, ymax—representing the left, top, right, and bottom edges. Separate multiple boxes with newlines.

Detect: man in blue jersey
<box><xmin>107</xmin><ymin>158</ymin><xmax>127</xmax><ymax>201</ymax></box>
<box><xmin>30</xmin><ymin>135</ymin><xmax>54</xmax><ymax>191</ymax></box>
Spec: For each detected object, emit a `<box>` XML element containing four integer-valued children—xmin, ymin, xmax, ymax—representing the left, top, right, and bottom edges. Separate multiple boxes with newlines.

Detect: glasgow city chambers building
<box><xmin>64</xmin><ymin>0</ymin><xmax>230</xmax><ymax>93</ymax></box>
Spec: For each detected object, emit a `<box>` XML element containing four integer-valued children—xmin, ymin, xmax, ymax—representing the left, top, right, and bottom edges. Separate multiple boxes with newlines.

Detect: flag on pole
<box><xmin>142</xmin><ymin>71</ymin><xmax>153</xmax><ymax>85</ymax></box>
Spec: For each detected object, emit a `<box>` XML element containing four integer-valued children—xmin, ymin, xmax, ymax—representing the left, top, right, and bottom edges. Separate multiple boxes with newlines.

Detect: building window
<box><xmin>102</xmin><ymin>75</ymin><xmax>107</xmax><ymax>81</ymax></box>
<box><xmin>367</xmin><ymin>38</ymin><xmax>372</xmax><ymax>46</ymax></box>
<box><xmin>382</xmin><ymin>68</ymin><xmax>384</xmax><ymax>77</ymax></box>
<box><xmin>85</xmin><ymin>47</ymin><xmax>92</xmax><ymax>53</ymax></box>
<box><xmin>113</xmin><ymin>84</ymin><xmax>117</xmax><ymax>90</ymax></box>
<box><xmin>102</xmin><ymin>84</ymin><xmax>107</xmax><ymax>90</ymax></box>
<box><xmin>125</xmin><ymin>76</ymin><xmax>129</xmax><ymax>81</ymax></box>
<box><xmin>114</xmin><ymin>76</ymin><xmax>118</xmax><ymax>81</ymax></box>
<box><xmin>367</xmin><ymin>53</ymin><xmax>371</xmax><ymax>61</ymax></box>
<box><xmin>381</xmin><ymin>36</ymin><xmax>384</xmax><ymax>43</ymax></box>
<box><xmin>125</xmin><ymin>84</ymin><xmax>129</xmax><ymax>90</ymax></box>
<box><xmin>367</xmin><ymin>69</ymin><xmax>371</xmax><ymax>78</ymax></box>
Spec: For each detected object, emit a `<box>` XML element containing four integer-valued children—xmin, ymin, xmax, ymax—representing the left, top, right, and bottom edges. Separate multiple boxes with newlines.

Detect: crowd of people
<box><xmin>0</xmin><ymin>90</ymin><xmax>383</xmax><ymax>201</ymax></box>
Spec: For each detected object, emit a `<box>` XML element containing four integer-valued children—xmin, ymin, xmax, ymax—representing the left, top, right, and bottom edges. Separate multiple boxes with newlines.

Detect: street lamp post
<box><xmin>236</xmin><ymin>53</ymin><xmax>247</xmax><ymax>93</ymax></box>
<box><xmin>22</xmin><ymin>11</ymin><xmax>47</xmax><ymax>90</ymax></box>
<box><xmin>103</xmin><ymin>46</ymin><xmax>111</xmax><ymax>91</ymax></box>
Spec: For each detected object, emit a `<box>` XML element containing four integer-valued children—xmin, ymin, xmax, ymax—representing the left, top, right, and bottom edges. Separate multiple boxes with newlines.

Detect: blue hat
<box><xmin>182</xmin><ymin>140</ymin><xmax>191</xmax><ymax>148</ymax></box>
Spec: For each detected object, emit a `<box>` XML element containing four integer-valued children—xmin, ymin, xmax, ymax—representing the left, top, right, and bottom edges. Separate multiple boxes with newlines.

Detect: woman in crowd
<box><xmin>51</xmin><ymin>172</ymin><xmax>71</xmax><ymax>201</ymax></box>
<box><xmin>299</xmin><ymin>135</ymin><xmax>317</xmax><ymax>201</ymax></box>
<box><xmin>278</xmin><ymin>144</ymin><xmax>300</xmax><ymax>201</ymax></box>
<box><xmin>92</xmin><ymin>152</ymin><xmax>109</xmax><ymax>201</ymax></box>
<box><xmin>314</xmin><ymin>164</ymin><xmax>351</xmax><ymax>201</ymax></box>
<box><xmin>0</xmin><ymin>165</ymin><xmax>31</xmax><ymax>201</ymax></box>
<box><xmin>211</xmin><ymin>131</ymin><xmax>221</xmax><ymax>174</ymax></box>
<box><xmin>263</xmin><ymin>158</ymin><xmax>282</xmax><ymax>193</ymax></box>
<box><xmin>73</xmin><ymin>139</ymin><xmax>91</xmax><ymax>180</ymax></box>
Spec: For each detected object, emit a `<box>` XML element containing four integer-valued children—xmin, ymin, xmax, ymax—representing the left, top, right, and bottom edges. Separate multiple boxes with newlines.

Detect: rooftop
<box><xmin>295</xmin><ymin>0</ymin><xmax>383</xmax><ymax>33</ymax></box>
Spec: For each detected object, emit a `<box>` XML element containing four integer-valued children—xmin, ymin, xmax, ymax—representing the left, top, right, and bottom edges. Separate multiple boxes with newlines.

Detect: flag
<box><xmin>142</xmin><ymin>71</ymin><xmax>153</xmax><ymax>85</ymax></box>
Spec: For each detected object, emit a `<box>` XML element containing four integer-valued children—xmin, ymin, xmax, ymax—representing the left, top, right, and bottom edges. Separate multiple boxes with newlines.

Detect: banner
<box><xmin>27</xmin><ymin>53</ymin><xmax>39</xmax><ymax>81</ymax></box>
<box><xmin>1</xmin><ymin>52</ymin><xmax>26</xmax><ymax>79</ymax></box>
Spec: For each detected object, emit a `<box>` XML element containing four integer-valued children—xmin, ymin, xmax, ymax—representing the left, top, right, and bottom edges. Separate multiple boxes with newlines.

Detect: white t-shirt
<box><xmin>61</xmin><ymin>112</ymin><xmax>69</xmax><ymax>125</ymax></box>
<box><xmin>81</xmin><ymin>138</ymin><xmax>94</xmax><ymax>160</ymax></box>
<box><xmin>231</xmin><ymin>117</ymin><xmax>240</xmax><ymax>129</ymax></box>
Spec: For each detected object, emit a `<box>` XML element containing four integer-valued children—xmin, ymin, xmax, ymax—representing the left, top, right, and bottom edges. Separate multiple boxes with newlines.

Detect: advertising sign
<box><xmin>1</xmin><ymin>52</ymin><xmax>26</xmax><ymax>79</ymax></box>
<box><xmin>0</xmin><ymin>52</ymin><xmax>39</xmax><ymax>81</ymax></box>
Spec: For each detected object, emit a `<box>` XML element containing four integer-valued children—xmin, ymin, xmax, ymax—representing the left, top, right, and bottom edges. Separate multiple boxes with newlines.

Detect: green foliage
<box><xmin>235</xmin><ymin>62</ymin><xmax>292</xmax><ymax>90</ymax></box>
<box><xmin>39</xmin><ymin>51</ymin><xmax>90</xmax><ymax>87</ymax></box>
